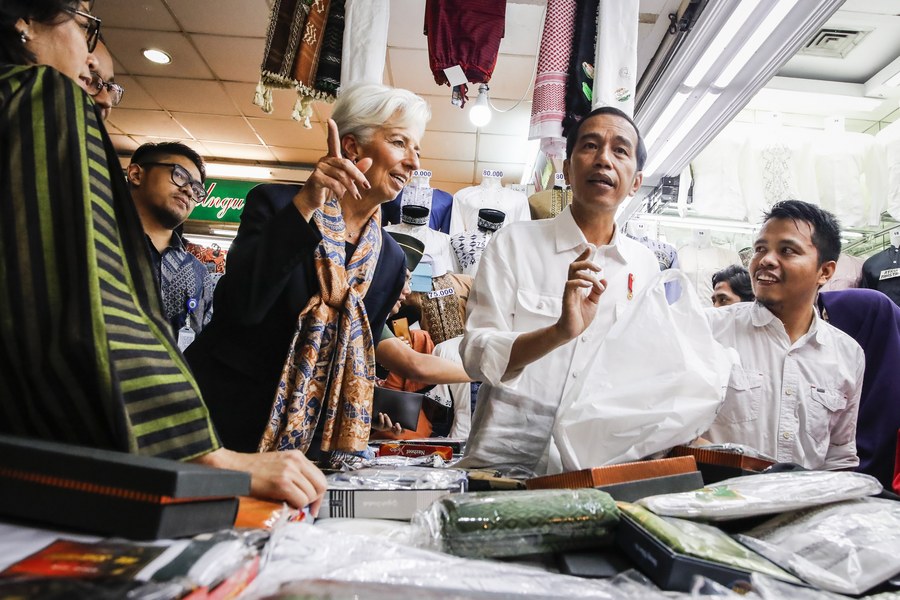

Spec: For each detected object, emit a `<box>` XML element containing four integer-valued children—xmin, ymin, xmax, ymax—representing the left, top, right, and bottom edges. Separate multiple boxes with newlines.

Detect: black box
<box><xmin>0</xmin><ymin>435</ymin><xmax>250</xmax><ymax>540</ymax></box>
<box><xmin>616</xmin><ymin>513</ymin><xmax>756</xmax><ymax>592</ymax></box>
<box><xmin>597</xmin><ymin>472</ymin><xmax>704</xmax><ymax>503</ymax></box>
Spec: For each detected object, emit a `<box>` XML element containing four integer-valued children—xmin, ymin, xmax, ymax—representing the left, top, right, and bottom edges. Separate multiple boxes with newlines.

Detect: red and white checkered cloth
<box><xmin>529</xmin><ymin>0</ymin><xmax>576</xmax><ymax>156</ymax></box>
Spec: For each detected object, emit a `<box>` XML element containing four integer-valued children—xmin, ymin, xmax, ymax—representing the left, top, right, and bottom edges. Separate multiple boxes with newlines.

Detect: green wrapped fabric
<box><xmin>619</xmin><ymin>503</ymin><xmax>801</xmax><ymax>583</ymax></box>
<box><xmin>417</xmin><ymin>489</ymin><xmax>619</xmax><ymax>558</ymax></box>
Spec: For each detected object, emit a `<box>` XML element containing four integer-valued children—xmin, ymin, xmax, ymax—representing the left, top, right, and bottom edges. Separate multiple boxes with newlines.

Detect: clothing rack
<box><xmin>843</xmin><ymin>223</ymin><xmax>900</xmax><ymax>257</ymax></box>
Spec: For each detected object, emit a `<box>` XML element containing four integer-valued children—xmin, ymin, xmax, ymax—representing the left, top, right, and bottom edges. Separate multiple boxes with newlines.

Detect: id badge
<box><xmin>177</xmin><ymin>325</ymin><xmax>195</xmax><ymax>352</ymax></box>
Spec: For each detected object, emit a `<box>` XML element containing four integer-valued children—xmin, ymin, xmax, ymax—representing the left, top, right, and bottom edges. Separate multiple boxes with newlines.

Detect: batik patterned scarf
<box><xmin>259</xmin><ymin>197</ymin><xmax>382</xmax><ymax>453</ymax></box>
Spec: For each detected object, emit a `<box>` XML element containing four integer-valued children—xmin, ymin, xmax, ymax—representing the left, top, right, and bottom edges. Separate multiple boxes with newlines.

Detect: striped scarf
<box><xmin>259</xmin><ymin>198</ymin><xmax>381</xmax><ymax>453</ymax></box>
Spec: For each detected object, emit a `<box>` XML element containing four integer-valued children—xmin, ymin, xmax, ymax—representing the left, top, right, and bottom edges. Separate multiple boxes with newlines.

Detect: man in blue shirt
<box><xmin>127</xmin><ymin>142</ymin><xmax>214</xmax><ymax>343</ymax></box>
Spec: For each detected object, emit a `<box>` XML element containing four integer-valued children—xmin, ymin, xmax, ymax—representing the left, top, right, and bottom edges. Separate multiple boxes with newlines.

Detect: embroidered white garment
<box><xmin>384</xmin><ymin>221</ymin><xmax>455</xmax><ymax>277</ymax></box>
<box><xmin>449</xmin><ymin>180</ymin><xmax>531</xmax><ymax>236</ymax></box>
<box><xmin>340</xmin><ymin>0</ymin><xmax>390</xmax><ymax>85</ymax></box>
<box><xmin>592</xmin><ymin>0</ymin><xmax>638</xmax><ymax>116</ymax></box>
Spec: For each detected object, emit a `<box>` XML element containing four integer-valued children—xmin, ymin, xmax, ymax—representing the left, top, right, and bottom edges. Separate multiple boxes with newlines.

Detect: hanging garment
<box><xmin>876</xmin><ymin>119</ymin><xmax>900</xmax><ymax>221</ymax></box>
<box><xmin>677</xmin><ymin>242</ymin><xmax>742</xmax><ymax>308</ymax></box>
<box><xmin>384</xmin><ymin>221</ymin><xmax>456</xmax><ymax>276</ymax></box>
<box><xmin>592</xmin><ymin>0</ymin><xmax>638</xmax><ymax>116</ymax></box>
<box><xmin>561</xmin><ymin>0</ymin><xmax>599</xmax><ymax>138</ymax></box>
<box><xmin>259</xmin><ymin>197</ymin><xmax>382</xmax><ymax>454</ymax></box>
<box><xmin>820</xmin><ymin>253</ymin><xmax>864</xmax><ymax>292</ymax></box>
<box><xmin>340</xmin><ymin>0</ymin><xmax>389</xmax><ymax>85</ymax></box>
<box><xmin>449</xmin><ymin>183</ymin><xmax>531</xmax><ymax>235</ymax></box>
<box><xmin>254</xmin><ymin>0</ymin><xmax>344</xmax><ymax>127</ymax></box>
<box><xmin>451</xmin><ymin>229</ymin><xmax>495</xmax><ymax>277</ymax></box>
<box><xmin>406</xmin><ymin>273</ymin><xmax>473</xmax><ymax>345</ymax></box>
<box><xmin>424</xmin><ymin>0</ymin><xmax>506</xmax><ymax>97</ymax></box>
<box><xmin>861</xmin><ymin>246</ymin><xmax>900</xmax><ymax>307</ymax></box>
<box><xmin>529</xmin><ymin>0</ymin><xmax>577</xmax><ymax>157</ymax></box>
<box><xmin>812</xmin><ymin>131</ymin><xmax>887</xmax><ymax>228</ymax></box>
<box><xmin>528</xmin><ymin>187</ymin><xmax>573</xmax><ymax>220</ymax></box>
<box><xmin>690</xmin><ymin>129</ymin><xmax>748</xmax><ymax>220</ymax></box>
<box><xmin>382</xmin><ymin>185</ymin><xmax>454</xmax><ymax>234</ymax></box>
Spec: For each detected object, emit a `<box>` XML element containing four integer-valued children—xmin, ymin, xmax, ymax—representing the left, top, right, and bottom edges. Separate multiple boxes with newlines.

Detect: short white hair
<box><xmin>332</xmin><ymin>83</ymin><xmax>431</xmax><ymax>146</ymax></box>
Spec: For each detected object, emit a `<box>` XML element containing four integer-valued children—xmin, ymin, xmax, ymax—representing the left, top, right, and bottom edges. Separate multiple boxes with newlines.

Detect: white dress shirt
<box><xmin>384</xmin><ymin>221</ymin><xmax>455</xmax><ymax>277</ymax></box>
<box><xmin>705</xmin><ymin>302</ymin><xmax>864</xmax><ymax>470</ymax></box>
<box><xmin>459</xmin><ymin>206</ymin><xmax>659</xmax><ymax>473</ymax></box>
<box><xmin>449</xmin><ymin>181</ymin><xmax>531</xmax><ymax>235</ymax></box>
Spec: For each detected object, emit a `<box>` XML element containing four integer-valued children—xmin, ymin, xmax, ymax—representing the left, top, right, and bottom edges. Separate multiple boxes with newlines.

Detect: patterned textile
<box><xmin>383</xmin><ymin>185</ymin><xmax>454</xmax><ymax>234</ymax></box>
<box><xmin>255</xmin><ymin>0</ymin><xmax>343</xmax><ymax>127</ymax></box>
<box><xmin>424</xmin><ymin>0</ymin><xmax>506</xmax><ymax>94</ymax></box>
<box><xmin>259</xmin><ymin>197</ymin><xmax>382</xmax><ymax>453</ymax></box>
<box><xmin>408</xmin><ymin>273</ymin><xmax>473</xmax><ymax>345</ymax></box>
<box><xmin>528</xmin><ymin>187</ymin><xmax>573</xmax><ymax>220</ymax></box>
<box><xmin>341</xmin><ymin>0</ymin><xmax>389</xmax><ymax>85</ymax></box>
<box><xmin>592</xmin><ymin>0</ymin><xmax>638</xmax><ymax>116</ymax></box>
<box><xmin>451</xmin><ymin>229</ymin><xmax>495</xmax><ymax>277</ymax></box>
<box><xmin>185</xmin><ymin>241</ymin><xmax>227</xmax><ymax>274</ymax></box>
<box><xmin>529</xmin><ymin>0</ymin><xmax>576</xmax><ymax>156</ymax></box>
<box><xmin>562</xmin><ymin>0</ymin><xmax>599</xmax><ymax>138</ymax></box>
<box><xmin>149</xmin><ymin>234</ymin><xmax>214</xmax><ymax>337</ymax></box>
<box><xmin>0</xmin><ymin>65</ymin><xmax>219</xmax><ymax>460</ymax></box>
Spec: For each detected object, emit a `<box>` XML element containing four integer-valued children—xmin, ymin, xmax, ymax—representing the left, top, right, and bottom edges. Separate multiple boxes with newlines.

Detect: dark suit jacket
<box><xmin>185</xmin><ymin>183</ymin><xmax>406</xmax><ymax>452</ymax></box>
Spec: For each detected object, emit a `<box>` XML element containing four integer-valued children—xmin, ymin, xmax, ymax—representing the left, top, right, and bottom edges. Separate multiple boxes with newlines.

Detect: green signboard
<box><xmin>188</xmin><ymin>178</ymin><xmax>258</xmax><ymax>223</ymax></box>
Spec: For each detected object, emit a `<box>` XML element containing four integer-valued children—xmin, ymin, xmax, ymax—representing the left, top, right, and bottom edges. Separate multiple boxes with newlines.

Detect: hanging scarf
<box><xmin>259</xmin><ymin>198</ymin><xmax>382</xmax><ymax>453</ymax></box>
<box><xmin>529</xmin><ymin>0</ymin><xmax>576</xmax><ymax>157</ymax></box>
<box><xmin>562</xmin><ymin>0</ymin><xmax>599</xmax><ymax>138</ymax></box>
<box><xmin>254</xmin><ymin>0</ymin><xmax>345</xmax><ymax>128</ymax></box>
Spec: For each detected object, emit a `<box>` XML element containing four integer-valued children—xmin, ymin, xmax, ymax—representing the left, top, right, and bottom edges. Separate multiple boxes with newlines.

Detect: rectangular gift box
<box><xmin>0</xmin><ymin>434</ymin><xmax>250</xmax><ymax>540</ymax></box>
<box><xmin>317</xmin><ymin>487</ymin><xmax>463</xmax><ymax>521</ymax></box>
<box><xmin>377</xmin><ymin>442</ymin><xmax>454</xmax><ymax>461</ymax></box>
<box><xmin>668</xmin><ymin>446</ymin><xmax>774</xmax><ymax>484</ymax></box>
<box><xmin>525</xmin><ymin>456</ymin><xmax>698</xmax><ymax>490</ymax></box>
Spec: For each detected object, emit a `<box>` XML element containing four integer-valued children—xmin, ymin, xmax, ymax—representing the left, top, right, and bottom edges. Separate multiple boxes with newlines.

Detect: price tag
<box><xmin>879</xmin><ymin>268</ymin><xmax>900</xmax><ymax>281</ymax></box>
<box><xmin>554</xmin><ymin>172</ymin><xmax>567</xmax><ymax>186</ymax></box>
<box><xmin>413</xmin><ymin>169</ymin><xmax>432</xmax><ymax>178</ymax></box>
<box><xmin>482</xmin><ymin>169</ymin><xmax>503</xmax><ymax>179</ymax></box>
<box><xmin>427</xmin><ymin>287</ymin><xmax>456</xmax><ymax>299</ymax></box>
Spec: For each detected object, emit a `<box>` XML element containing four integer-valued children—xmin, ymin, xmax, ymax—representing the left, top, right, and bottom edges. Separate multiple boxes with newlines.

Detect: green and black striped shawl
<box><xmin>0</xmin><ymin>64</ymin><xmax>219</xmax><ymax>460</ymax></box>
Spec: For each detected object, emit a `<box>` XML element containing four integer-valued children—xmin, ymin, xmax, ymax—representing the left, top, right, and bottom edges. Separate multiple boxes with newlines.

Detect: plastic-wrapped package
<box><xmin>618</xmin><ymin>503</ymin><xmax>800</xmax><ymax>583</ymax></box>
<box><xmin>247</xmin><ymin>522</ymin><xmax>669</xmax><ymax>599</ymax></box>
<box><xmin>735</xmin><ymin>498</ymin><xmax>900</xmax><ymax>595</ymax></box>
<box><xmin>413</xmin><ymin>489</ymin><xmax>619</xmax><ymax>558</ymax></box>
<box><xmin>326</xmin><ymin>466</ymin><xmax>468</xmax><ymax>490</ymax></box>
<box><xmin>639</xmin><ymin>471</ymin><xmax>882</xmax><ymax>521</ymax></box>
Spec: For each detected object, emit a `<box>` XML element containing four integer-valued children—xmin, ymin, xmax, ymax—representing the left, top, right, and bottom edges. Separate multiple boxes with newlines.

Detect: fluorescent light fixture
<box><xmin>469</xmin><ymin>84</ymin><xmax>492</xmax><ymax>128</ymax></box>
<box><xmin>210</xmin><ymin>228</ymin><xmax>238</xmax><ymax>238</ymax></box>
<box><xmin>747</xmin><ymin>88</ymin><xmax>883</xmax><ymax>114</ymax></box>
<box><xmin>637</xmin><ymin>213</ymin><xmax>758</xmax><ymax>235</ymax></box>
<box><xmin>205</xmin><ymin>163</ymin><xmax>273</xmax><ymax>180</ymax></box>
<box><xmin>142</xmin><ymin>48</ymin><xmax>172</xmax><ymax>65</ymax></box>
<box><xmin>682</xmin><ymin>1</ymin><xmax>757</xmax><ymax>88</ymax></box>
<box><xmin>644</xmin><ymin>91</ymin><xmax>720</xmax><ymax>177</ymax></box>
<box><xmin>715</xmin><ymin>1</ymin><xmax>800</xmax><ymax>88</ymax></box>
<box><xmin>885</xmin><ymin>70</ymin><xmax>900</xmax><ymax>88</ymax></box>
<box><xmin>644</xmin><ymin>91</ymin><xmax>689</xmax><ymax>149</ymax></box>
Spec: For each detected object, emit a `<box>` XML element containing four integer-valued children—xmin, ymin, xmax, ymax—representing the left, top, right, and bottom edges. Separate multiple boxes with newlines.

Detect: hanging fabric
<box><xmin>529</xmin><ymin>0</ymin><xmax>577</xmax><ymax>158</ymax></box>
<box><xmin>562</xmin><ymin>0</ymin><xmax>599</xmax><ymax>138</ymax></box>
<box><xmin>424</xmin><ymin>0</ymin><xmax>506</xmax><ymax>102</ymax></box>
<box><xmin>340</xmin><ymin>0</ymin><xmax>390</xmax><ymax>85</ymax></box>
<box><xmin>254</xmin><ymin>0</ymin><xmax>345</xmax><ymax>128</ymax></box>
<box><xmin>592</xmin><ymin>0</ymin><xmax>638</xmax><ymax>116</ymax></box>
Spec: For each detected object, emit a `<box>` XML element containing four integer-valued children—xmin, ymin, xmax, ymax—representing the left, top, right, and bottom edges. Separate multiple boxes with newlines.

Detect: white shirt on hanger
<box><xmin>459</xmin><ymin>206</ymin><xmax>659</xmax><ymax>474</ymax></box>
<box><xmin>705</xmin><ymin>302</ymin><xmax>863</xmax><ymax>470</ymax></box>
<box><xmin>384</xmin><ymin>221</ymin><xmax>455</xmax><ymax>277</ymax></box>
<box><xmin>876</xmin><ymin>120</ymin><xmax>900</xmax><ymax>222</ymax></box>
<box><xmin>449</xmin><ymin>178</ymin><xmax>531</xmax><ymax>235</ymax></box>
<box><xmin>812</xmin><ymin>130</ymin><xmax>887</xmax><ymax>228</ymax></box>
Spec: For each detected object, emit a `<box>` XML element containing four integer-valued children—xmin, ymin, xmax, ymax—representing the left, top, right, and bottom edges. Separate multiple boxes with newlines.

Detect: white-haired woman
<box><xmin>186</xmin><ymin>83</ymin><xmax>431</xmax><ymax>463</ymax></box>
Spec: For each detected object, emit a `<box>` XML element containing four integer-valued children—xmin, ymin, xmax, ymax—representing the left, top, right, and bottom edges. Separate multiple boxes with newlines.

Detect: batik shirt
<box><xmin>147</xmin><ymin>232</ymin><xmax>214</xmax><ymax>337</ymax></box>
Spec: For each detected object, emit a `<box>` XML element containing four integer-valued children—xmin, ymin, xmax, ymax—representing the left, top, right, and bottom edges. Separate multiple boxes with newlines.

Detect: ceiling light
<box><xmin>747</xmin><ymin>88</ymin><xmax>884</xmax><ymax>114</ymax></box>
<box><xmin>205</xmin><ymin>163</ymin><xmax>273</xmax><ymax>180</ymax></box>
<box><xmin>469</xmin><ymin>84</ymin><xmax>492</xmax><ymax>128</ymax></box>
<box><xmin>885</xmin><ymin>70</ymin><xmax>900</xmax><ymax>88</ymax></box>
<box><xmin>142</xmin><ymin>48</ymin><xmax>172</xmax><ymax>65</ymax></box>
<box><xmin>644</xmin><ymin>91</ymin><xmax>689</xmax><ymax>149</ymax></box>
<box><xmin>643</xmin><ymin>91</ymin><xmax>721</xmax><ymax>178</ymax></box>
<box><xmin>682</xmin><ymin>1</ymin><xmax>757</xmax><ymax>89</ymax></box>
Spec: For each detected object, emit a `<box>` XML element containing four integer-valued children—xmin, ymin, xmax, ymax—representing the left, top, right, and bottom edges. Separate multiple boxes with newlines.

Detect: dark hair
<box><xmin>0</xmin><ymin>0</ymin><xmax>81</xmax><ymax>65</ymax></box>
<box><xmin>711</xmin><ymin>265</ymin><xmax>754</xmax><ymax>302</ymax></box>
<box><xmin>762</xmin><ymin>199</ymin><xmax>841</xmax><ymax>265</ymax></box>
<box><xmin>130</xmin><ymin>142</ymin><xmax>206</xmax><ymax>182</ymax></box>
<box><xmin>565</xmin><ymin>106</ymin><xmax>647</xmax><ymax>171</ymax></box>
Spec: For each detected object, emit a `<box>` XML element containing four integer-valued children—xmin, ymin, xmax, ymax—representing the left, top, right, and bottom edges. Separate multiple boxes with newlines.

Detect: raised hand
<box><xmin>556</xmin><ymin>246</ymin><xmax>607</xmax><ymax>340</ymax></box>
<box><xmin>292</xmin><ymin>118</ymin><xmax>373</xmax><ymax>221</ymax></box>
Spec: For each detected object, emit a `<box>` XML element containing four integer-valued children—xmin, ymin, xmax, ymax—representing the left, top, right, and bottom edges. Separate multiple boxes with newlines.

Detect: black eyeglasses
<box><xmin>66</xmin><ymin>7</ymin><xmax>102</xmax><ymax>52</ymax></box>
<box><xmin>139</xmin><ymin>162</ymin><xmax>207</xmax><ymax>203</ymax></box>
<box><xmin>87</xmin><ymin>71</ymin><xmax>125</xmax><ymax>106</ymax></box>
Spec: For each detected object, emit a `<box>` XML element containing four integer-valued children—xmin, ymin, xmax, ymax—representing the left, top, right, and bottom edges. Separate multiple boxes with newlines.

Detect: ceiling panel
<box><xmin>388</xmin><ymin>48</ymin><xmax>441</xmax><ymax>97</ymax></box>
<box><xmin>166</xmin><ymin>0</ymin><xmax>271</xmax><ymax>36</ymax></box>
<box><xmin>103</xmin><ymin>29</ymin><xmax>213</xmax><ymax>79</ymax></box>
<box><xmin>424</xmin><ymin>94</ymin><xmax>477</xmax><ymax>134</ymax></box>
<box><xmin>201</xmin><ymin>141</ymin><xmax>279</xmax><ymax>162</ymax></box>
<box><xmin>143</xmin><ymin>78</ymin><xmax>239</xmax><ymax>115</ymax></box>
<box><xmin>488</xmin><ymin>54</ymin><xmax>537</xmax><ymax>100</ymax></box>
<box><xmin>387</xmin><ymin>0</ymin><xmax>428</xmax><ymax>50</ymax></box>
<box><xmin>478</xmin><ymin>102</ymin><xmax>532</xmax><ymax>137</ymax></box>
<box><xmin>270</xmin><ymin>147</ymin><xmax>326</xmax><ymax>164</ymax></box>
<box><xmin>107</xmin><ymin>109</ymin><xmax>192</xmax><ymax>138</ymax></box>
<box><xmin>109</xmin><ymin>134</ymin><xmax>141</xmax><ymax>153</ymax></box>
<box><xmin>420</xmin><ymin>131</ymin><xmax>477</xmax><ymax>162</ymax></box>
<box><xmin>478</xmin><ymin>134</ymin><xmax>533</xmax><ymax>163</ymax></box>
<box><xmin>498</xmin><ymin>4</ymin><xmax>545</xmax><ymax>56</ymax></box>
<box><xmin>114</xmin><ymin>76</ymin><xmax>161</xmax><ymax>110</ymax></box>
<box><xmin>249</xmin><ymin>118</ymin><xmax>328</xmax><ymax>148</ymax></box>
<box><xmin>130</xmin><ymin>136</ymin><xmax>209</xmax><ymax>157</ymax></box>
<box><xmin>96</xmin><ymin>0</ymin><xmax>179</xmax><ymax>31</ymax></box>
<box><xmin>172</xmin><ymin>113</ymin><xmax>261</xmax><ymax>144</ymax></box>
<box><xmin>223</xmin><ymin>82</ymin><xmax>306</xmax><ymax>120</ymax></box>
<box><xmin>192</xmin><ymin>34</ymin><xmax>264</xmax><ymax>83</ymax></box>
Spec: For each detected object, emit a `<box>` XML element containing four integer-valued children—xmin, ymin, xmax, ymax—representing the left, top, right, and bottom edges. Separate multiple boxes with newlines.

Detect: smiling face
<box><xmin>749</xmin><ymin>218</ymin><xmax>835</xmax><ymax>317</ymax></box>
<box><xmin>563</xmin><ymin>113</ymin><xmax>643</xmax><ymax>217</ymax></box>
<box><xmin>18</xmin><ymin>2</ymin><xmax>94</xmax><ymax>90</ymax></box>
<box><xmin>128</xmin><ymin>154</ymin><xmax>202</xmax><ymax>230</ymax></box>
<box><xmin>345</xmin><ymin>121</ymin><xmax>422</xmax><ymax>204</ymax></box>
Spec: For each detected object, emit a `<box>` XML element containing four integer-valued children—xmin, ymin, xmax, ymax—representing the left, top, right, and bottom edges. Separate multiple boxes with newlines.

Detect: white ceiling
<box><xmin>95</xmin><ymin>0</ymin><xmax>900</xmax><ymax>193</ymax></box>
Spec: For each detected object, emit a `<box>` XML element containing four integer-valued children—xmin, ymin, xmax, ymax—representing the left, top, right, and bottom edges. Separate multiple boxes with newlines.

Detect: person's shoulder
<box><xmin>705</xmin><ymin>301</ymin><xmax>752</xmax><ymax>329</ymax></box>
<box><xmin>246</xmin><ymin>182</ymin><xmax>301</xmax><ymax>204</ymax></box>
<box><xmin>820</xmin><ymin>318</ymin><xmax>865</xmax><ymax>358</ymax></box>
<box><xmin>1</xmin><ymin>64</ymin><xmax>80</xmax><ymax>99</ymax></box>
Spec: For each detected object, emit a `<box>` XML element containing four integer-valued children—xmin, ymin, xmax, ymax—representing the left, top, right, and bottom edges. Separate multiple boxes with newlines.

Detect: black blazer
<box><xmin>185</xmin><ymin>183</ymin><xmax>406</xmax><ymax>452</ymax></box>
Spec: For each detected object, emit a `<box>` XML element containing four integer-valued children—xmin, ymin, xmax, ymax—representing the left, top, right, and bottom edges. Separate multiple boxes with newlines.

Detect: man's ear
<box><xmin>818</xmin><ymin>259</ymin><xmax>837</xmax><ymax>286</ymax></box>
<box><xmin>126</xmin><ymin>163</ymin><xmax>143</xmax><ymax>187</ymax></box>
<box><xmin>562</xmin><ymin>159</ymin><xmax>571</xmax><ymax>187</ymax></box>
<box><xmin>629</xmin><ymin>171</ymin><xmax>643</xmax><ymax>197</ymax></box>
<box><xmin>341</xmin><ymin>134</ymin><xmax>361</xmax><ymax>161</ymax></box>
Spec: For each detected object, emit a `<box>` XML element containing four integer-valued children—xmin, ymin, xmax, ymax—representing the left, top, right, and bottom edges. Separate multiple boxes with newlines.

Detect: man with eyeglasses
<box><xmin>128</xmin><ymin>142</ymin><xmax>214</xmax><ymax>346</ymax></box>
<box><xmin>87</xmin><ymin>37</ymin><xmax>123</xmax><ymax>121</ymax></box>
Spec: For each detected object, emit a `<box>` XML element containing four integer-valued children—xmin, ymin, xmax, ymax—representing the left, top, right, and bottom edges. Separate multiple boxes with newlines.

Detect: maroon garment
<box><xmin>425</xmin><ymin>0</ymin><xmax>506</xmax><ymax>88</ymax></box>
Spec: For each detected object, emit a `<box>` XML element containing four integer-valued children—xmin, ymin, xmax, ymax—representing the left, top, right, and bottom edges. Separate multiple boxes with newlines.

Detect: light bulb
<box><xmin>468</xmin><ymin>84</ymin><xmax>492</xmax><ymax>127</ymax></box>
<box><xmin>142</xmin><ymin>48</ymin><xmax>172</xmax><ymax>64</ymax></box>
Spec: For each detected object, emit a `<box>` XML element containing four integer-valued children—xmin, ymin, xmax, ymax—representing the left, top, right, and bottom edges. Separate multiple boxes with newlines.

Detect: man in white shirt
<box><xmin>458</xmin><ymin>107</ymin><xmax>660</xmax><ymax>474</ymax></box>
<box><xmin>705</xmin><ymin>200</ymin><xmax>864</xmax><ymax>470</ymax></box>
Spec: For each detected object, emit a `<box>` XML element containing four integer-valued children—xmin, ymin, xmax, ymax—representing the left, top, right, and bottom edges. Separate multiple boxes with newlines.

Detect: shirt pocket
<box><xmin>718</xmin><ymin>365</ymin><xmax>763</xmax><ymax>424</ymax></box>
<box><xmin>513</xmin><ymin>289</ymin><xmax>562</xmax><ymax>332</ymax></box>
<box><xmin>804</xmin><ymin>385</ymin><xmax>847</xmax><ymax>441</ymax></box>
